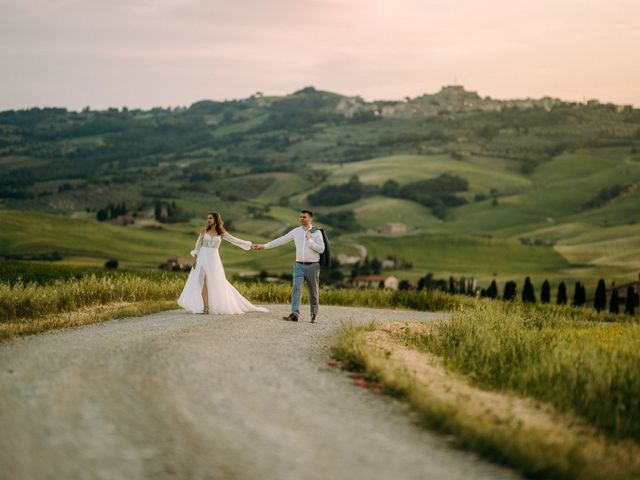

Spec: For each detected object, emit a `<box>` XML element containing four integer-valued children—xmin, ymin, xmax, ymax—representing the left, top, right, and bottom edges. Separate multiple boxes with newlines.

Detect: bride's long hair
<box><xmin>206</xmin><ymin>211</ymin><xmax>225</xmax><ymax>236</ymax></box>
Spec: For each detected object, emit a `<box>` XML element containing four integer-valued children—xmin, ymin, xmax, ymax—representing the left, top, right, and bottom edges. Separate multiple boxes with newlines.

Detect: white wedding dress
<box><xmin>177</xmin><ymin>231</ymin><xmax>268</xmax><ymax>315</ymax></box>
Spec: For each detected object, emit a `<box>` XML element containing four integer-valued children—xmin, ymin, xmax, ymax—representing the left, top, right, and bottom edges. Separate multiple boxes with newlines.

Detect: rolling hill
<box><xmin>1</xmin><ymin>86</ymin><xmax>639</xmax><ymax>291</ymax></box>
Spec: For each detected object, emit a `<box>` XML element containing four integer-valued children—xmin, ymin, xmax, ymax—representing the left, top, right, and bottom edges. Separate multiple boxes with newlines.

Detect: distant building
<box><xmin>353</xmin><ymin>274</ymin><xmax>399</xmax><ymax>290</ymax></box>
<box><xmin>114</xmin><ymin>213</ymin><xmax>135</xmax><ymax>226</ymax></box>
<box><xmin>382</xmin><ymin>222</ymin><xmax>408</xmax><ymax>234</ymax></box>
<box><xmin>381</xmin><ymin>259</ymin><xmax>396</xmax><ymax>269</ymax></box>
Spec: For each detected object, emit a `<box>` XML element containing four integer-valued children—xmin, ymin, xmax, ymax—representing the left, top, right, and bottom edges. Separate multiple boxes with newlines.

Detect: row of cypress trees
<box><xmin>480</xmin><ymin>277</ymin><xmax>638</xmax><ymax>315</ymax></box>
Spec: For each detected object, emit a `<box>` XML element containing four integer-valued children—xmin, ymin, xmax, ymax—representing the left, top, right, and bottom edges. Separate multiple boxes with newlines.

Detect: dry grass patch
<box><xmin>333</xmin><ymin>321</ymin><xmax>640</xmax><ymax>480</ymax></box>
<box><xmin>0</xmin><ymin>300</ymin><xmax>177</xmax><ymax>341</ymax></box>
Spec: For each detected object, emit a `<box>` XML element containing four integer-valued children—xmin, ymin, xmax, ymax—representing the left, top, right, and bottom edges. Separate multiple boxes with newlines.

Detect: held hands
<box><xmin>251</xmin><ymin>243</ymin><xmax>265</xmax><ymax>251</ymax></box>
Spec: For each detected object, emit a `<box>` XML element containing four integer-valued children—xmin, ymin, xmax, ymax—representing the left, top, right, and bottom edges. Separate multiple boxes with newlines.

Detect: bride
<box><xmin>177</xmin><ymin>212</ymin><xmax>268</xmax><ymax>315</ymax></box>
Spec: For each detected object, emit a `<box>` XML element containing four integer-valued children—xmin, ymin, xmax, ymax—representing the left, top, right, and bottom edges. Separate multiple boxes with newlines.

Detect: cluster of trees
<box><xmin>320</xmin><ymin>210</ymin><xmax>361</xmax><ymax>233</ymax></box>
<box><xmin>350</xmin><ymin>255</ymin><xmax>412</xmax><ymax>277</ymax></box>
<box><xmin>256</xmin><ymin>87</ymin><xmax>345</xmax><ymax>132</ymax></box>
<box><xmin>0</xmin><ymin>168</ymin><xmax>35</xmax><ymax>199</ymax></box>
<box><xmin>479</xmin><ymin>277</ymin><xmax>639</xmax><ymax>315</ymax></box>
<box><xmin>308</xmin><ymin>173</ymin><xmax>469</xmax><ymax>219</ymax></box>
<box><xmin>593</xmin><ymin>279</ymin><xmax>638</xmax><ymax>315</ymax></box>
<box><xmin>415</xmin><ymin>273</ymin><xmax>474</xmax><ymax>293</ymax></box>
<box><xmin>96</xmin><ymin>202</ymin><xmax>129</xmax><ymax>222</ymax></box>
<box><xmin>154</xmin><ymin>201</ymin><xmax>190</xmax><ymax>223</ymax></box>
<box><xmin>581</xmin><ymin>184</ymin><xmax>634</xmax><ymax>210</ymax></box>
<box><xmin>382</xmin><ymin>173</ymin><xmax>468</xmax><ymax>219</ymax></box>
<box><xmin>307</xmin><ymin>175</ymin><xmax>376</xmax><ymax>206</ymax></box>
<box><xmin>376</xmin><ymin>130</ymin><xmax>452</xmax><ymax>148</ymax></box>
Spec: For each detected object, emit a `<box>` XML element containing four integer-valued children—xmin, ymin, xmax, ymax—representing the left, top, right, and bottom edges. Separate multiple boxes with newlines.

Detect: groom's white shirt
<box><xmin>264</xmin><ymin>225</ymin><xmax>325</xmax><ymax>262</ymax></box>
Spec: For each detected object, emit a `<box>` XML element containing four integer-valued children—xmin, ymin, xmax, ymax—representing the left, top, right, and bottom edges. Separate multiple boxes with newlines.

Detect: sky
<box><xmin>1</xmin><ymin>0</ymin><xmax>639</xmax><ymax>110</ymax></box>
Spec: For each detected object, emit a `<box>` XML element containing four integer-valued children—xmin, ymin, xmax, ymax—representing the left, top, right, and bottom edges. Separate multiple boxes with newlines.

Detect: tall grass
<box><xmin>0</xmin><ymin>260</ymin><xmax>178</xmax><ymax>285</ymax></box>
<box><xmin>412</xmin><ymin>299</ymin><xmax>640</xmax><ymax>441</ymax></box>
<box><xmin>0</xmin><ymin>274</ymin><xmax>184</xmax><ymax>322</ymax></box>
<box><xmin>240</xmin><ymin>282</ymin><xmax>466</xmax><ymax>312</ymax></box>
<box><xmin>0</xmin><ymin>271</ymin><xmax>461</xmax><ymax>325</ymax></box>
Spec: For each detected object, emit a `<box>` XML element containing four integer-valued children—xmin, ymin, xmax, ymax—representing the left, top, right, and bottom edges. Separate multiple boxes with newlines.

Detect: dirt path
<box><xmin>0</xmin><ymin>305</ymin><xmax>519</xmax><ymax>480</ymax></box>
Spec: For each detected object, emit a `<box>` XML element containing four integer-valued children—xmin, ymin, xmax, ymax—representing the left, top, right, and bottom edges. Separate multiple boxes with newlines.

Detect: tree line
<box><xmin>479</xmin><ymin>277</ymin><xmax>638</xmax><ymax>315</ymax></box>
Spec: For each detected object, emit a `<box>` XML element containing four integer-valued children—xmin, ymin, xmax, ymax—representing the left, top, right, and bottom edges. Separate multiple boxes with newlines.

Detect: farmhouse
<box><xmin>353</xmin><ymin>274</ymin><xmax>399</xmax><ymax>290</ymax></box>
<box><xmin>382</xmin><ymin>222</ymin><xmax>408</xmax><ymax>234</ymax></box>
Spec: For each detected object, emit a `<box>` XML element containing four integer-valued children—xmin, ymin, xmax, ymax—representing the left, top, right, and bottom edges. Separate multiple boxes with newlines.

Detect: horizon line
<box><xmin>1</xmin><ymin>84</ymin><xmax>637</xmax><ymax>113</ymax></box>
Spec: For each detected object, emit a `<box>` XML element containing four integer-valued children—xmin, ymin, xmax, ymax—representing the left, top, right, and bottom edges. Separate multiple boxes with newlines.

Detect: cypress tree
<box><xmin>487</xmin><ymin>280</ymin><xmax>498</xmax><ymax>299</ymax></box>
<box><xmin>556</xmin><ymin>281</ymin><xmax>568</xmax><ymax>305</ymax></box>
<box><xmin>578</xmin><ymin>283</ymin><xmax>587</xmax><ymax>307</ymax></box>
<box><xmin>96</xmin><ymin>209</ymin><xmax>109</xmax><ymax>222</ymax></box>
<box><xmin>540</xmin><ymin>279</ymin><xmax>551</xmax><ymax>303</ymax></box>
<box><xmin>522</xmin><ymin>277</ymin><xmax>536</xmax><ymax>303</ymax></box>
<box><xmin>572</xmin><ymin>282</ymin><xmax>585</xmax><ymax>307</ymax></box>
<box><xmin>503</xmin><ymin>281</ymin><xmax>517</xmax><ymax>301</ymax></box>
<box><xmin>594</xmin><ymin>278</ymin><xmax>607</xmax><ymax>312</ymax></box>
<box><xmin>625</xmin><ymin>286</ymin><xmax>636</xmax><ymax>315</ymax></box>
<box><xmin>609</xmin><ymin>288</ymin><xmax>620</xmax><ymax>314</ymax></box>
<box><xmin>448</xmin><ymin>276</ymin><xmax>456</xmax><ymax>294</ymax></box>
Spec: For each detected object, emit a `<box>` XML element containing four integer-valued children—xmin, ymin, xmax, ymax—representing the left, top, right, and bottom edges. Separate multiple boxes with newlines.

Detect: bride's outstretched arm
<box><xmin>223</xmin><ymin>232</ymin><xmax>252</xmax><ymax>251</ymax></box>
<box><xmin>190</xmin><ymin>232</ymin><xmax>204</xmax><ymax>257</ymax></box>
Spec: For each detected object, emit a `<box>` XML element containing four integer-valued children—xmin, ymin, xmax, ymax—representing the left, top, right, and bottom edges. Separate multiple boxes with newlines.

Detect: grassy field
<box><xmin>332</xmin><ymin>298</ymin><xmax>640</xmax><ymax>480</ymax></box>
<box><xmin>318</xmin><ymin>147</ymin><xmax>639</xmax><ymax>286</ymax></box>
<box><xmin>348</xmin><ymin>232</ymin><xmax>573</xmax><ymax>285</ymax></box>
<box><xmin>252</xmin><ymin>172</ymin><xmax>312</xmax><ymax>204</ymax></box>
<box><xmin>317</xmin><ymin>153</ymin><xmax>532</xmax><ymax>193</ymax></box>
<box><xmin>0</xmin><ymin>209</ymin><xmax>316</xmax><ymax>274</ymax></box>
<box><xmin>420</xmin><ymin>302</ymin><xmax>640</xmax><ymax>439</ymax></box>
<box><xmin>2</xmin><ymin>145</ymin><xmax>639</xmax><ymax>288</ymax></box>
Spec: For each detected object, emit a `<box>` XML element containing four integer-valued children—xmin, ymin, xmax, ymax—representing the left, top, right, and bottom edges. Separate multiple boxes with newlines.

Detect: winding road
<box><xmin>0</xmin><ymin>305</ymin><xmax>518</xmax><ymax>480</ymax></box>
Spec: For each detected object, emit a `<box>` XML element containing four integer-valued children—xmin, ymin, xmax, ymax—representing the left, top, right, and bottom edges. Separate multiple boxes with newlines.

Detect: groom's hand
<box><xmin>253</xmin><ymin>244</ymin><xmax>265</xmax><ymax>250</ymax></box>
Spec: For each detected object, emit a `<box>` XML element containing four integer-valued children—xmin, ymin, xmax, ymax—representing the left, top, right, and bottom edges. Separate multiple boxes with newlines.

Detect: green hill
<box><xmin>1</xmin><ymin>86</ymin><xmax>639</xmax><ymax>290</ymax></box>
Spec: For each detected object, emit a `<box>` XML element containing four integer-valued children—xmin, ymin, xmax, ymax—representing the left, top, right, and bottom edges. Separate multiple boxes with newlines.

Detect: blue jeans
<box><xmin>291</xmin><ymin>262</ymin><xmax>320</xmax><ymax>317</ymax></box>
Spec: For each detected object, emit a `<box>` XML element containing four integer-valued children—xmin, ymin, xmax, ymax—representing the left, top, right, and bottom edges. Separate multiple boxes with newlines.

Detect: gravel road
<box><xmin>0</xmin><ymin>305</ymin><xmax>519</xmax><ymax>480</ymax></box>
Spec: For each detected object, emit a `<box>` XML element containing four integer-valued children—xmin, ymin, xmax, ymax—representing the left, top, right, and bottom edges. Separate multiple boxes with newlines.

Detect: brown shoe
<box><xmin>310</xmin><ymin>314</ymin><xmax>317</xmax><ymax>323</ymax></box>
<box><xmin>282</xmin><ymin>313</ymin><xmax>299</xmax><ymax>322</ymax></box>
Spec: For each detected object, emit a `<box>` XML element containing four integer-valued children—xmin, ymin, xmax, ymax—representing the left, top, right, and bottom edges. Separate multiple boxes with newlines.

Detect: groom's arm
<box><xmin>262</xmin><ymin>229</ymin><xmax>295</xmax><ymax>250</ymax></box>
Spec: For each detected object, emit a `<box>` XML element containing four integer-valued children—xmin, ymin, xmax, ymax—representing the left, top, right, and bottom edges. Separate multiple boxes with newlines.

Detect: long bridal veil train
<box><xmin>177</xmin><ymin>232</ymin><xmax>268</xmax><ymax>315</ymax></box>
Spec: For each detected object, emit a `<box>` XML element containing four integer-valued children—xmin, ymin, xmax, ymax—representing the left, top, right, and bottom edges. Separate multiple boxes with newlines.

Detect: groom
<box><xmin>253</xmin><ymin>210</ymin><xmax>325</xmax><ymax>323</ymax></box>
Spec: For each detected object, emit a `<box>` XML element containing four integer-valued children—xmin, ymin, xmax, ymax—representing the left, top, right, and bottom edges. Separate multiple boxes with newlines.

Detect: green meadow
<box><xmin>350</xmin><ymin>233</ymin><xmax>571</xmax><ymax>285</ymax></box>
<box><xmin>2</xmin><ymin>144</ymin><xmax>639</xmax><ymax>289</ymax></box>
<box><xmin>281</xmin><ymin>147</ymin><xmax>639</xmax><ymax>288</ymax></box>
